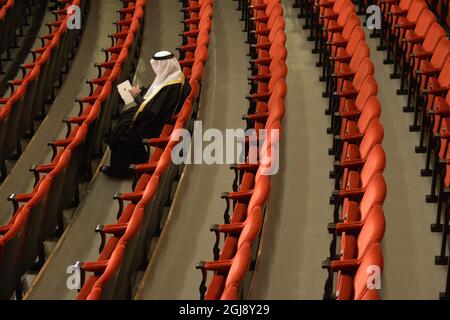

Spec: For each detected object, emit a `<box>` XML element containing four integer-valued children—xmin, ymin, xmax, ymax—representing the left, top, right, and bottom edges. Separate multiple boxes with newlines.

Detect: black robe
<box><xmin>105</xmin><ymin>81</ymin><xmax>191</xmax><ymax>172</ymax></box>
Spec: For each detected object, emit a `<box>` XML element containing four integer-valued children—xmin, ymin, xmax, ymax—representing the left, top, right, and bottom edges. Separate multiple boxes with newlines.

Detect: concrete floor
<box><xmin>135</xmin><ymin>0</ymin><xmax>249</xmax><ymax>300</ymax></box>
<box><xmin>25</xmin><ymin>0</ymin><xmax>183</xmax><ymax>300</ymax></box>
<box><xmin>25</xmin><ymin>151</ymin><xmax>134</xmax><ymax>300</ymax></box>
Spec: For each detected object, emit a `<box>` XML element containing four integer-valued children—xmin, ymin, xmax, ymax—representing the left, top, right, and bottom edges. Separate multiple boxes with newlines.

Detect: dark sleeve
<box><xmin>133</xmin><ymin>86</ymin><xmax>148</xmax><ymax>106</ymax></box>
<box><xmin>132</xmin><ymin>85</ymin><xmax>179</xmax><ymax>126</ymax></box>
<box><xmin>182</xmin><ymin>82</ymin><xmax>191</xmax><ymax>105</ymax></box>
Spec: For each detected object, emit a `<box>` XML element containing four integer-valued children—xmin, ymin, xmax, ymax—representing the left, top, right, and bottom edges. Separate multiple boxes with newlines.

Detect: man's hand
<box><xmin>129</xmin><ymin>86</ymin><xmax>142</xmax><ymax>97</ymax></box>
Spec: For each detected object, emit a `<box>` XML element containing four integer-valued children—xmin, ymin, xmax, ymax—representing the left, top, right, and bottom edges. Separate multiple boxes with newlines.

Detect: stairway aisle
<box><xmin>135</xmin><ymin>0</ymin><xmax>248</xmax><ymax>300</ymax></box>
<box><xmin>248</xmin><ymin>0</ymin><xmax>333</xmax><ymax>300</ymax></box>
<box><xmin>25</xmin><ymin>0</ymin><xmax>182</xmax><ymax>300</ymax></box>
<box><xmin>0</xmin><ymin>0</ymin><xmax>115</xmax><ymax>225</ymax></box>
<box><xmin>364</xmin><ymin>31</ymin><xmax>447</xmax><ymax>299</ymax></box>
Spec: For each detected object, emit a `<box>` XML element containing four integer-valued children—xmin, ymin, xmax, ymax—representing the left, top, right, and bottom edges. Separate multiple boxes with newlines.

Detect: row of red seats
<box><xmin>376</xmin><ymin>0</ymin><xmax>449</xmax><ymax>67</ymax></box>
<box><xmin>178</xmin><ymin>0</ymin><xmax>212</xmax><ymax>82</ymax></box>
<box><xmin>0</xmin><ymin>0</ymin><xmax>144</xmax><ymax>300</ymax></box>
<box><xmin>293</xmin><ymin>0</ymin><xmax>367</xmax><ymax>42</ymax></box>
<box><xmin>0</xmin><ymin>0</ymin><xmax>88</xmax><ymax>182</ymax></box>
<box><xmin>295</xmin><ymin>0</ymin><xmax>387</xmax><ymax>300</ymax></box>
<box><xmin>294</xmin><ymin>0</ymin><xmax>450</xmax><ymax>30</ymax></box>
<box><xmin>0</xmin><ymin>0</ymin><xmax>16</xmax><ymax>58</ymax></box>
<box><xmin>373</xmin><ymin>0</ymin><xmax>450</xmax><ymax>300</ymax></box>
<box><xmin>73</xmin><ymin>0</ymin><xmax>213</xmax><ymax>300</ymax></box>
<box><xmin>0</xmin><ymin>0</ymin><xmax>31</xmax><ymax>69</ymax></box>
<box><xmin>375</xmin><ymin>0</ymin><xmax>446</xmax><ymax>100</ymax></box>
<box><xmin>195</xmin><ymin>0</ymin><xmax>286</xmax><ymax>301</ymax></box>
<box><xmin>425</xmin><ymin>0</ymin><xmax>450</xmax><ymax>27</ymax></box>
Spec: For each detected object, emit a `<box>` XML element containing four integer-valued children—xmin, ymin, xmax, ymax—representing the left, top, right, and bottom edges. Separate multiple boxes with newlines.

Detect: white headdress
<box><xmin>143</xmin><ymin>51</ymin><xmax>184</xmax><ymax>99</ymax></box>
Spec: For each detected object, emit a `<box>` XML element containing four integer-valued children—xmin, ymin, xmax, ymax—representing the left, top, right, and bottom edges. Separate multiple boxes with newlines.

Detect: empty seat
<box><xmin>334</xmin><ymin>242</ymin><xmax>384</xmax><ymax>300</ymax></box>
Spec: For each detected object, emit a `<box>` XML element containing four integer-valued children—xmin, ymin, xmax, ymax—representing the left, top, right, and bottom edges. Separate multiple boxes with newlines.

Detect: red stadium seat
<box><xmin>334</xmin><ymin>242</ymin><xmax>384</xmax><ymax>300</ymax></box>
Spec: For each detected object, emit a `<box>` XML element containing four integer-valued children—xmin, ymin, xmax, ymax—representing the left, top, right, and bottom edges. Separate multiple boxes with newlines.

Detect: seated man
<box><xmin>101</xmin><ymin>51</ymin><xmax>191</xmax><ymax>178</ymax></box>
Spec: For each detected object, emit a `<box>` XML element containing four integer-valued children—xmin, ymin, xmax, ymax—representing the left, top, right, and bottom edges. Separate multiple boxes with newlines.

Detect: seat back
<box><xmin>354</xmin><ymin>75</ymin><xmax>378</xmax><ymax>109</ymax></box>
<box><xmin>190</xmin><ymin>61</ymin><xmax>205</xmax><ymax>81</ymax></box>
<box><xmin>197</xmin><ymin>15</ymin><xmax>212</xmax><ymax>33</ymax></box>
<box><xmin>199</xmin><ymin>2</ymin><xmax>213</xmax><ymax>16</ymax></box>
<box><xmin>265</xmin><ymin>14</ymin><xmax>285</xmax><ymax>35</ymax></box>
<box><xmin>63</xmin><ymin>125</ymin><xmax>88</xmax><ymax>208</ymax></box>
<box><xmin>356</xmin><ymin>92</ymin><xmax>381</xmax><ymax>133</ymax></box>
<box><xmin>17</xmin><ymin>177</ymin><xmax>51</xmax><ymax>276</ymax></box>
<box><xmin>269</xmin><ymin>77</ymin><xmax>287</xmax><ymax>101</ymax></box>
<box><xmin>439</xmin><ymin>117</ymin><xmax>450</xmax><ymax>164</ymax></box>
<box><xmin>437</xmin><ymin>56</ymin><xmax>450</xmax><ymax>87</ymax></box>
<box><xmin>398</xmin><ymin>0</ymin><xmax>413</xmax><ymax>12</ymax></box>
<box><xmin>2</xmin><ymin>83</ymin><xmax>27</xmax><ymax>158</ymax></box>
<box><xmin>237</xmin><ymin>207</ymin><xmax>263</xmax><ymax>251</ymax></box>
<box><xmin>268</xmin><ymin>22</ymin><xmax>286</xmax><ymax>44</ymax></box>
<box><xmin>412</xmin><ymin>9</ymin><xmax>437</xmax><ymax>38</ymax></box>
<box><xmin>352</xmin><ymin>57</ymin><xmax>375</xmax><ymax>90</ymax></box>
<box><xmin>340</xmin><ymin>13</ymin><xmax>361</xmax><ymax>41</ymax></box>
<box><xmin>196</xmin><ymin>29</ymin><xmax>210</xmax><ymax>48</ymax></box>
<box><xmin>337</xmin><ymin>242</ymin><xmax>383</xmax><ymax>300</ymax></box>
<box><xmin>266</xmin><ymin>99</ymin><xmax>285</xmax><ymax>128</ymax></box>
<box><xmin>265</xmin><ymin>0</ymin><xmax>283</xmax><ymax>17</ymax></box>
<box><xmin>353</xmin><ymin>242</ymin><xmax>384</xmax><ymax>300</ymax></box>
<box><xmin>358</xmin><ymin>103</ymin><xmax>385</xmax><ymax>159</ymax></box>
<box><xmin>345</xmin><ymin>26</ymin><xmax>366</xmax><ymax>57</ymax></box>
<box><xmin>356</xmin><ymin>205</ymin><xmax>386</xmax><ymax>260</ymax></box>
<box><xmin>387</xmin><ymin>0</ymin><xmax>412</xmax><ymax>29</ymax></box>
<box><xmin>430</xmin><ymin>38</ymin><xmax>450</xmax><ymax>70</ymax></box>
<box><xmin>268</xmin><ymin>60</ymin><xmax>288</xmax><ymax>89</ymax></box>
<box><xmin>332</xmin><ymin>0</ymin><xmax>352</xmax><ymax>14</ymax></box>
<box><xmin>246</xmin><ymin>175</ymin><xmax>271</xmax><ymax>220</ymax></box>
<box><xmin>335</xmin><ymin>2</ymin><xmax>356</xmax><ymax>28</ymax></box>
<box><xmin>264</xmin><ymin>4</ymin><xmax>283</xmax><ymax>30</ymax></box>
<box><xmin>19</xmin><ymin>65</ymin><xmax>41</xmax><ymax>138</ymax></box>
<box><xmin>0</xmin><ymin>104</ymin><xmax>11</xmax><ymax>162</ymax></box>
<box><xmin>406</xmin><ymin>0</ymin><xmax>427</xmax><ymax>22</ymax></box>
<box><xmin>220</xmin><ymin>241</ymin><xmax>252</xmax><ymax>300</ymax></box>
<box><xmin>359</xmin><ymin>144</ymin><xmax>386</xmax><ymax>188</ymax></box>
<box><xmin>32</xmin><ymin>50</ymin><xmax>53</xmax><ymax>117</ymax></box>
<box><xmin>268</xmin><ymin>41</ymin><xmax>288</xmax><ymax>63</ymax></box>
<box><xmin>88</xmin><ymin>243</ymin><xmax>126</xmax><ymax>300</ymax></box>
<box><xmin>129</xmin><ymin>176</ymin><xmax>162</xmax><ymax>281</ymax></box>
<box><xmin>0</xmin><ymin>208</ymin><xmax>26</xmax><ymax>299</ymax></box>
<box><xmin>359</xmin><ymin>173</ymin><xmax>387</xmax><ymax>220</ymax></box>
<box><xmin>421</xmin><ymin>22</ymin><xmax>446</xmax><ymax>53</ymax></box>
<box><xmin>113</xmin><ymin>206</ymin><xmax>147</xmax><ymax>299</ymax></box>
<box><xmin>349</xmin><ymin>41</ymin><xmax>370</xmax><ymax>72</ymax></box>
<box><xmin>41</xmin><ymin>150</ymin><xmax>71</xmax><ymax>238</ymax></box>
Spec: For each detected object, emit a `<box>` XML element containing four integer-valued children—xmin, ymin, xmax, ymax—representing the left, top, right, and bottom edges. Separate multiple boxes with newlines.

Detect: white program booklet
<box><xmin>117</xmin><ymin>80</ymin><xmax>135</xmax><ymax>106</ymax></box>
